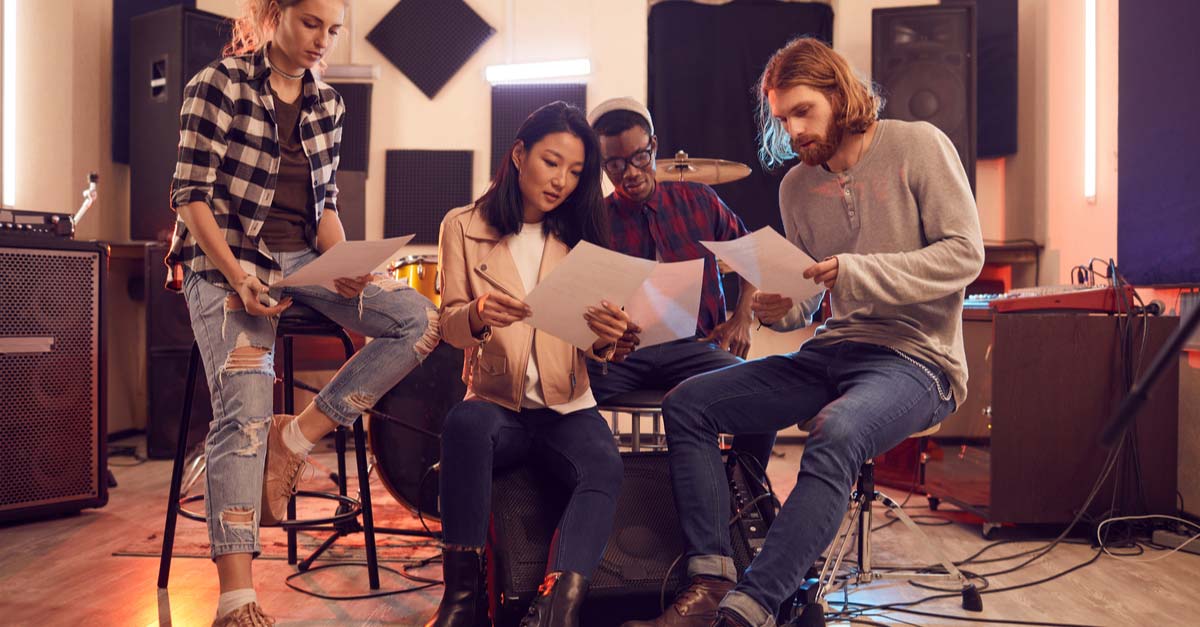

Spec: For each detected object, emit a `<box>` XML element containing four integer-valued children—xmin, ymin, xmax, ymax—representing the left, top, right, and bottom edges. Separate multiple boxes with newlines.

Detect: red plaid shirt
<box><xmin>606</xmin><ymin>181</ymin><xmax>749</xmax><ymax>337</ymax></box>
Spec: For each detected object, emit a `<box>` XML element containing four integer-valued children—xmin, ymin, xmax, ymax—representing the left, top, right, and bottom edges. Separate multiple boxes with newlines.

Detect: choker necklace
<box><xmin>264</xmin><ymin>44</ymin><xmax>304</xmax><ymax>80</ymax></box>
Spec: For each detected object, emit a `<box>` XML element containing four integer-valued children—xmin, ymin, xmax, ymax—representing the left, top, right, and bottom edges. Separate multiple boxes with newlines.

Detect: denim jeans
<box><xmin>661</xmin><ymin>341</ymin><xmax>956</xmax><ymax>625</ymax></box>
<box><xmin>587</xmin><ymin>337</ymin><xmax>777</xmax><ymax>475</ymax></box>
<box><xmin>439</xmin><ymin>399</ymin><xmax>623</xmax><ymax>576</ymax></box>
<box><xmin>183</xmin><ymin>248</ymin><xmax>438</xmax><ymax>559</ymax></box>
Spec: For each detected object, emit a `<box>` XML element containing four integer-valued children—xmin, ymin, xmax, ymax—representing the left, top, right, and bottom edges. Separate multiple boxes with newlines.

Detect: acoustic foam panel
<box><xmin>384</xmin><ymin>150</ymin><xmax>474</xmax><ymax>245</ymax></box>
<box><xmin>327</xmin><ymin>82</ymin><xmax>372</xmax><ymax>173</ymax></box>
<box><xmin>367</xmin><ymin>0</ymin><xmax>495</xmax><ymax>99</ymax></box>
<box><xmin>334</xmin><ymin>171</ymin><xmax>367</xmax><ymax>241</ymax></box>
<box><xmin>490</xmin><ymin>83</ymin><xmax>587</xmax><ymax>176</ymax></box>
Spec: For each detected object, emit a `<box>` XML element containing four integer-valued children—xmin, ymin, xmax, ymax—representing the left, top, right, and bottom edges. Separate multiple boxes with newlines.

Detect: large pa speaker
<box><xmin>873</xmin><ymin>5</ymin><xmax>977</xmax><ymax>192</ymax></box>
<box><xmin>111</xmin><ymin>0</ymin><xmax>197</xmax><ymax>164</ymax></box>
<box><xmin>129</xmin><ymin>6</ymin><xmax>229</xmax><ymax>241</ymax></box>
<box><xmin>144</xmin><ymin>244</ymin><xmax>211</xmax><ymax>459</ymax></box>
<box><xmin>487</xmin><ymin>451</ymin><xmax>777</xmax><ymax>626</ymax></box>
<box><xmin>0</xmin><ymin>236</ymin><xmax>108</xmax><ymax>522</ymax></box>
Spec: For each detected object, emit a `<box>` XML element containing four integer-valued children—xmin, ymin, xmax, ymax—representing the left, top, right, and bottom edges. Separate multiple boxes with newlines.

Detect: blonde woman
<box><xmin>166</xmin><ymin>1</ymin><xmax>437</xmax><ymax>623</ymax></box>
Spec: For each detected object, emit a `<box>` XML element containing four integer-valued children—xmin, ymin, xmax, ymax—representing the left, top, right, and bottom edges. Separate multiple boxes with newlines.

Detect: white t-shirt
<box><xmin>506</xmin><ymin>221</ymin><xmax>597</xmax><ymax>414</ymax></box>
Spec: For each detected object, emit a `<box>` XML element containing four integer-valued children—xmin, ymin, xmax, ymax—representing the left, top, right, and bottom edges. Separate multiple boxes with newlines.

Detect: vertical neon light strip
<box><xmin>1084</xmin><ymin>0</ymin><xmax>1097</xmax><ymax>201</ymax></box>
<box><xmin>3</xmin><ymin>0</ymin><xmax>16</xmax><ymax>206</ymax></box>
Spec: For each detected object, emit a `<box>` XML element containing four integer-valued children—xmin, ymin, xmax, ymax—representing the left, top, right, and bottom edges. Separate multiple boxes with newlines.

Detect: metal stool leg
<box><xmin>353</xmin><ymin>417</ymin><xmax>381</xmax><ymax>589</ymax></box>
<box><xmin>158</xmin><ymin>342</ymin><xmax>201</xmax><ymax>589</ymax></box>
<box><xmin>283</xmin><ymin>335</ymin><xmax>298</xmax><ymax>565</ymax></box>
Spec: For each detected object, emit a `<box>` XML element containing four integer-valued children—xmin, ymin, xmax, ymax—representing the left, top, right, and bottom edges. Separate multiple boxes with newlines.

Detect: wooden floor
<box><xmin>0</xmin><ymin>439</ymin><xmax>1196</xmax><ymax>627</ymax></box>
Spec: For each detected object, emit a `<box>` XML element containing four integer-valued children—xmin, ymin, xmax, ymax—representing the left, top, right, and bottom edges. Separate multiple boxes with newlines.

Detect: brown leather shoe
<box><xmin>211</xmin><ymin>602</ymin><xmax>275</xmax><ymax>626</ymax></box>
<box><xmin>260</xmin><ymin>414</ymin><xmax>307</xmax><ymax>525</ymax></box>
<box><xmin>621</xmin><ymin>576</ymin><xmax>734</xmax><ymax>626</ymax></box>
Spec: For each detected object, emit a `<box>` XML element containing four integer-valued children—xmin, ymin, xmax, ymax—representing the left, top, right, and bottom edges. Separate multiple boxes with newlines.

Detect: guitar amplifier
<box><xmin>487</xmin><ymin>451</ymin><xmax>780</xmax><ymax>626</ymax></box>
<box><xmin>0</xmin><ymin>236</ymin><xmax>108</xmax><ymax>522</ymax></box>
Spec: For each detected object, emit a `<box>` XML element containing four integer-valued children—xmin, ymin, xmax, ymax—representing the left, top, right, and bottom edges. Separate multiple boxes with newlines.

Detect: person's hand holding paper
<box><xmin>700</xmin><ymin>227</ymin><xmax>824</xmax><ymax>316</ymax></box>
<box><xmin>523</xmin><ymin>242</ymin><xmax>656</xmax><ymax>350</ymax></box>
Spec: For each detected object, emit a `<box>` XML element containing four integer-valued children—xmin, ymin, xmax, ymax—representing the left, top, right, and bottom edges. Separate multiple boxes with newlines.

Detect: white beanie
<box><xmin>587</xmin><ymin>97</ymin><xmax>655</xmax><ymax>136</ymax></box>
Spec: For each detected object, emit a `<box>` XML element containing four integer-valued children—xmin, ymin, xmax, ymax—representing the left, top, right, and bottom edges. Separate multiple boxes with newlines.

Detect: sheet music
<box><xmin>624</xmin><ymin>258</ymin><xmax>705</xmax><ymax>348</ymax></box>
<box><xmin>273</xmin><ymin>235</ymin><xmax>415</xmax><ymax>291</ymax></box>
<box><xmin>701</xmin><ymin>227</ymin><xmax>823</xmax><ymax>305</ymax></box>
<box><xmin>523</xmin><ymin>242</ymin><xmax>657</xmax><ymax>350</ymax></box>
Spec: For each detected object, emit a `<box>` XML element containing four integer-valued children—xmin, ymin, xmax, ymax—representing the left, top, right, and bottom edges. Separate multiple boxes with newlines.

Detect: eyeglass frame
<box><xmin>602</xmin><ymin>139</ymin><xmax>657</xmax><ymax>177</ymax></box>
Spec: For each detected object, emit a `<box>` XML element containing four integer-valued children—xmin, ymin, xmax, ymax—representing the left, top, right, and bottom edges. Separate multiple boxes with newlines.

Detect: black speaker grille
<box><xmin>490</xmin><ymin>84</ymin><xmax>587</xmax><ymax>176</ymax></box>
<box><xmin>0</xmin><ymin>248</ymin><xmax>100</xmax><ymax>511</ymax></box>
<box><xmin>873</xmin><ymin>5</ymin><xmax>976</xmax><ymax>191</ymax></box>
<box><xmin>384</xmin><ymin>150</ymin><xmax>474</xmax><ymax>245</ymax></box>
<box><xmin>328</xmin><ymin>82</ymin><xmax>372</xmax><ymax>172</ymax></box>
<box><xmin>367</xmin><ymin>0</ymin><xmax>495</xmax><ymax>100</ymax></box>
<box><xmin>489</xmin><ymin>452</ymin><xmax>760</xmax><ymax>607</ymax></box>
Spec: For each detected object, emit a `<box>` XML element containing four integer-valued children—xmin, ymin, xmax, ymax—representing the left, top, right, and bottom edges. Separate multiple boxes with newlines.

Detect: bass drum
<box><xmin>371</xmin><ymin>342</ymin><xmax>467</xmax><ymax>521</ymax></box>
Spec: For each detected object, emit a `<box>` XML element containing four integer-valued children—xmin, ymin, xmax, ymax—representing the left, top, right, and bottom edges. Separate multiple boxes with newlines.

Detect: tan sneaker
<box><xmin>260</xmin><ymin>414</ymin><xmax>307</xmax><ymax>525</ymax></box>
<box><xmin>212</xmin><ymin>602</ymin><xmax>275</xmax><ymax>626</ymax></box>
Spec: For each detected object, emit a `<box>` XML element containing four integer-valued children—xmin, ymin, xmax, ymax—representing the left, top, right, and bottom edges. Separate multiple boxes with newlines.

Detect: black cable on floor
<box><xmin>283</xmin><ymin>554</ymin><xmax>442</xmax><ymax>600</ymax></box>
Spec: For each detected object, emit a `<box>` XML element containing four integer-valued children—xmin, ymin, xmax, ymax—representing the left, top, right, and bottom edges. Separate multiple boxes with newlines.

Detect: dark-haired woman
<box><xmin>426</xmin><ymin>101</ymin><xmax>628</xmax><ymax>627</ymax></box>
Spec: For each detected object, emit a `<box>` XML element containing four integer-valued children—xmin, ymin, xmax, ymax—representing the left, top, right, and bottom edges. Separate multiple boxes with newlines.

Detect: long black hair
<box><xmin>474</xmin><ymin>101</ymin><xmax>611</xmax><ymax>248</ymax></box>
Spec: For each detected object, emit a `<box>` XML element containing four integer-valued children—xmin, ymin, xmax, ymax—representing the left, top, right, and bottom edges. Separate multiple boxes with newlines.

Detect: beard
<box><xmin>791</xmin><ymin>117</ymin><xmax>844</xmax><ymax>167</ymax></box>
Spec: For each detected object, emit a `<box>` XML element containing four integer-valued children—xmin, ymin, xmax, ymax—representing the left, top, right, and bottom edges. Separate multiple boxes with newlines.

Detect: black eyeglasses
<box><xmin>602</xmin><ymin>143</ymin><xmax>655</xmax><ymax>177</ymax></box>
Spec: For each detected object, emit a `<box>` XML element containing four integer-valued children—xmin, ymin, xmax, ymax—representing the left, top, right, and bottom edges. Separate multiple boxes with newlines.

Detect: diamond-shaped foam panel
<box><xmin>384</xmin><ymin>150</ymin><xmax>474</xmax><ymax>244</ymax></box>
<box><xmin>367</xmin><ymin>0</ymin><xmax>495</xmax><ymax>99</ymax></box>
<box><xmin>490</xmin><ymin>83</ymin><xmax>587</xmax><ymax>176</ymax></box>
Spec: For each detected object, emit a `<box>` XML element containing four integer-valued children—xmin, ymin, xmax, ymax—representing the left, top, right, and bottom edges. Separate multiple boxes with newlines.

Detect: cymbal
<box><xmin>656</xmin><ymin>151</ymin><xmax>752</xmax><ymax>185</ymax></box>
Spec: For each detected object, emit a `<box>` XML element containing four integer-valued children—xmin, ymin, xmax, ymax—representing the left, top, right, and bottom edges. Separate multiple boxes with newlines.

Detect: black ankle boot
<box><xmin>519</xmin><ymin>571</ymin><xmax>588</xmax><ymax>627</ymax></box>
<box><xmin>425</xmin><ymin>547</ymin><xmax>489</xmax><ymax>627</ymax></box>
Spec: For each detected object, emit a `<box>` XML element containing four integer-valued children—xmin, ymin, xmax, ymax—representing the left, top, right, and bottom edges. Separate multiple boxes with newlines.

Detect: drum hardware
<box><xmin>657</xmin><ymin>151</ymin><xmax>752</xmax><ymax>185</ymax></box>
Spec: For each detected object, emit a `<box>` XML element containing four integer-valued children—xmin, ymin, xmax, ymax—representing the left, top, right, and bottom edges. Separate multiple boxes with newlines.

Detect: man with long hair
<box><xmin>625</xmin><ymin>37</ymin><xmax>983</xmax><ymax>627</ymax></box>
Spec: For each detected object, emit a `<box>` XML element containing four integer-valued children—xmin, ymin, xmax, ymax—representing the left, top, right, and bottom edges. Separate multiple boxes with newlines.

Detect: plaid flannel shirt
<box><xmin>165</xmin><ymin>48</ymin><xmax>344</xmax><ymax>291</ymax></box>
<box><xmin>606</xmin><ymin>180</ymin><xmax>749</xmax><ymax>337</ymax></box>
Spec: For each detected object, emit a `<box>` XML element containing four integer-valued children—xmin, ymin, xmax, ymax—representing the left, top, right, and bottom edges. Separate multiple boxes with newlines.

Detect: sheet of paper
<box><xmin>624</xmin><ymin>259</ymin><xmax>704</xmax><ymax>348</ymax></box>
<box><xmin>701</xmin><ymin>227</ymin><xmax>823</xmax><ymax>305</ymax></box>
<box><xmin>272</xmin><ymin>235</ymin><xmax>415</xmax><ymax>291</ymax></box>
<box><xmin>524</xmin><ymin>241</ymin><xmax>657</xmax><ymax>350</ymax></box>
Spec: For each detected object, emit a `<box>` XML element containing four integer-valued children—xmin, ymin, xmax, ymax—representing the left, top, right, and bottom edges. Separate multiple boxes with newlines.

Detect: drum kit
<box><xmin>371</xmin><ymin>150</ymin><xmax>751</xmax><ymax>520</ymax></box>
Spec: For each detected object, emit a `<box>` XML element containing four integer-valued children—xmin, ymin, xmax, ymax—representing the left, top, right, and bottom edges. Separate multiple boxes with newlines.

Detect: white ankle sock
<box><xmin>217</xmin><ymin>588</ymin><xmax>257</xmax><ymax>617</ymax></box>
<box><xmin>282</xmin><ymin>418</ymin><xmax>317</xmax><ymax>455</ymax></box>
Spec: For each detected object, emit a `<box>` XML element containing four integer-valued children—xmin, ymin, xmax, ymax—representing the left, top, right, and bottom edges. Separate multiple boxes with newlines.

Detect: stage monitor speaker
<box><xmin>0</xmin><ymin>236</ymin><xmax>108</xmax><ymax>522</ymax></box>
<box><xmin>144</xmin><ymin>243</ymin><xmax>211</xmax><ymax>459</ymax></box>
<box><xmin>366</xmin><ymin>0</ymin><xmax>495</xmax><ymax>99</ymax></box>
<box><xmin>327</xmin><ymin>82</ymin><xmax>372</xmax><ymax>173</ymax></box>
<box><xmin>384</xmin><ymin>150</ymin><xmax>473</xmax><ymax>245</ymax></box>
<box><xmin>490</xmin><ymin>84</ymin><xmax>587</xmax><ymax>176</ymax></box>
<box><xmin>873</xmin><ymin>5</ymin><xmax>977</xmax><ymax>191</ymax></box>
<box><xmin>487</xmin><ymin>452</ymin><xmax>778</xmax><ymax>625</ymax></box>
<box><xmin>129</xmin><ymin>6</ymin><xmax>229</xmax><ymax>241</ymax></box>
<box><xmin>112</xmin><ymin>0</ymin><xmax>197</xmax><ymax>164</ymax></box>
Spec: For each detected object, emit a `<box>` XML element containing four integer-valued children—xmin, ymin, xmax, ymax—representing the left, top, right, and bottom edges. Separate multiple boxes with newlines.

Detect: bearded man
<box><xmin>624</xmin><ymin>37</ymin><xmax>984</xmax><ymax>627</ymax></box>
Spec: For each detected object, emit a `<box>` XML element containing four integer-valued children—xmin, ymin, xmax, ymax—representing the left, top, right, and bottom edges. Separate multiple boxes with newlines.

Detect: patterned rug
<box><xmin>114</xmin><ymin>457</ymin><xmax>442</xmax><ymax>564</ymax></box>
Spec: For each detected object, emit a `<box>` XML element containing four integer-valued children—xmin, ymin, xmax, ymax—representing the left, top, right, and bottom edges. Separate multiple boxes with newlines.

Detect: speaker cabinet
<box><xmin>487</xmin><ymin>452</ymin><xmax>778</xmax><ymax>625</ymax></box>
<box><xmin>873</xmin><ymin>5</ymin><xmax>977</xmax><ymax>191</ymax></box>
<box><xmin>0</xmin><ymin>236</ymin><xmax>108</xmax><ymax>522</ymax></box>
<box><xmin>925</xmin><ymin>313</ymin><xmax>1179</xmax><ymax>526</ymax></box>
<box><xmin>144</xmin><ymin>244</ymin><xmax>210</xmax><ymax>459</ymax></box>
<box><xmin>129</xmin><ymin>6</ymin><xmax>229</xmax><ymax>241</ymax></box>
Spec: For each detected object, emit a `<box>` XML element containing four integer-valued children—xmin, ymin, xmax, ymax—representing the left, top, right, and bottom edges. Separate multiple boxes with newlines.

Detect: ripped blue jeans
<box><xmin>182</xmin><ymin>248</ymin><xmax>439</xmax><ymax>559</ymax></box>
